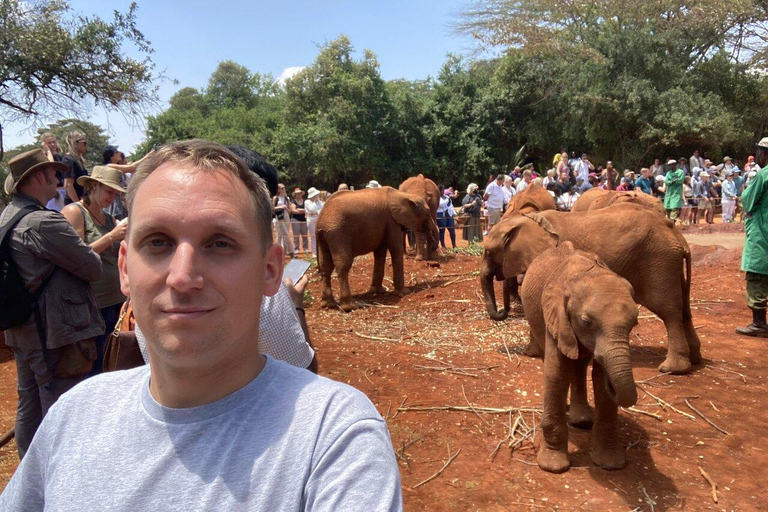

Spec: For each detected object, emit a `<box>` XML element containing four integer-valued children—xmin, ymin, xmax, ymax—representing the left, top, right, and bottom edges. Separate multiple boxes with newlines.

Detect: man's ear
<box><xmin>263</xmin><ymin>242</ymin><xmax>283</xmax><ymax>297</ymax></box>
<box><xmin>118</xmin><ymin>240</ymin><xmax>130</xmax><ymax>298</ymax></box>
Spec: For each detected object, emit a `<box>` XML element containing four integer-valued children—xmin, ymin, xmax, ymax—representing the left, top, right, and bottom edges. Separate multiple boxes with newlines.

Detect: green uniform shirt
<box><xmin>663</xmin><ymin>169</ymin><xmax>684</xmax><ymax>210</ymax></box>
<box><xmin>741</xmin><ymin>165</ymin><xmax>768</xmax><ymax>275</ymax></box>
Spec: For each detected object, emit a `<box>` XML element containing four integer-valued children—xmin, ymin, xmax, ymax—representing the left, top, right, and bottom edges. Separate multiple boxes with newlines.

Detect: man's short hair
<box><xmin>102</xmin><ymin>145</ymin><xmax>119</xmax><ymax>165</ymax></box>
<box><xmin>496</xmin><ymin>174</ymin><xmax>505</xmax><ymax>181</ymax></box>
<box><xmin>127</xmin><ymin>139</ymin><xmax>273</xmax><ymax>252</ymax></box>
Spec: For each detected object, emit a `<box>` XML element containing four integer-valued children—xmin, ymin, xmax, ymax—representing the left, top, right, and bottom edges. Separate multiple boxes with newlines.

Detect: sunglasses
<box><xmin>77</xmin><ymin>140</ymin><xmax>87</xmax><ymax>145</ymax></box>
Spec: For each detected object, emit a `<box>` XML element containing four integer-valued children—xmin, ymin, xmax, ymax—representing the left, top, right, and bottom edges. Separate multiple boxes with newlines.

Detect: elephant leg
<box><xmin>568</xmin><ymin>357</ymin><xmax>594</xmax><ymax>429</ymax></box>
<box><xmin>684</xmin><ymin>314</ymin><xmax>702</xmax><ymax>365</ymax></box>
<box><xmin>368</xmin><ymin>244</ymin><xmax>388</xmax><ymax>294</ymax></box>
<box><xmin>414</xmin><ymin>232</ymin><xmax>426</xmax><ymax>261</ymax></box>
<box><xmin>590</xmin><ymin>362</ymin><xmax>625</xmax><ymax>469</ymax></box>
<box><xmin>656</xmin><ymin>308</ymin><xmax>693</xmax><ymax>374</ymax></box>
<box><xmin>388</xmin><ymin>231</ymin><xmax>408</xmax><ymax>296</ymax></box>
<box><xmin>335</xmin><ymin>256</ymin><xmax>357</xmax><ymax>313</ymax></box>
<box><xmin>506</xmin><ymin>278</ymin><xmax>525</xmax><ymax>317</ymax></box>
<box><xmin>318</xmin><ymin>238</ymin><xmax>337</xmax><ymax>309</ymax></box>
<box><xmin>538</xmin><ymin>345</ymin><xmax>572</xmax><ymax>473</ymax></box>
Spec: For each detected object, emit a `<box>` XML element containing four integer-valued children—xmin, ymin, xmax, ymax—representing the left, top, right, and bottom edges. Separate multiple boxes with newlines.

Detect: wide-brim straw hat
<box><xmin>307</xmin><ymin>187</ymin><xmax>320</xmax><ymax>199</ymax></box>
<box><xmin>5</xmin><ymin>149</ymin><xmax>68</xmax><ymax>194</ymax></box>
<box><xmin>366</xmin><ymin>180</ymin><xmax>381</xmax><ymax>189</ymax></box>
<box><xmin>77</xmin><ymin>166</ymin><xmax>126</xmax><ymax>193</ymax></box>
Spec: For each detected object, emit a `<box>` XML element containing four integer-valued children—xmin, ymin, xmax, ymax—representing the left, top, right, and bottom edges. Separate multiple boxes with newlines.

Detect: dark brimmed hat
<box><xmin>4</xmin><ymin>149</ymin><xmax>67</xmax><ymax>195</ymax></box>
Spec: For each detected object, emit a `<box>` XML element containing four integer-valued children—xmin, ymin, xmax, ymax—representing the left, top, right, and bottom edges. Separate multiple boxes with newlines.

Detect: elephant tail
<box><xmin>677</xmin><ymin>231</ymin><xmax>693</xmax><ymax>321</ymax></box>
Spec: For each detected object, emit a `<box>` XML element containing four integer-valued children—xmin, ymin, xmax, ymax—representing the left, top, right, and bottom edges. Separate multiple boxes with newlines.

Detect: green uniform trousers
<box><xmin>746</xmin><ymin>272</ymin><xmax>768</xmax><ymax>310</ymax></box>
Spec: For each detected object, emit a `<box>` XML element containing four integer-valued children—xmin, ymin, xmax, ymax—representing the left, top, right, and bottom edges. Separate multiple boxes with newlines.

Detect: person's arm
<box><xmin>63</xmin><ymin>177</ymin><xmax>79</xmax><ymax>202</ymax></box>
<box><xmin>285</xmin><ymin>275</ymin><xmax>317</xmax><ymax>373</ymax></box>
<box><xmin>290</xmin><ymin>201</ymin><xmax>305</xmax><ymax>216</ymax></box>
<box><xmin>24</xmin><ymin>214</ymin><xmax>103</xmax><ymax>282</ymax></box>
<box><xmin>61</xmin><ymin>206</ymin><xmax>127</xmax><ymax>254</ymax></box>
<box><xmin>106</xmin><ymin>151</ymin><xmax>154</xmax><ymax>173</ymax></box>
<box><xmin>741</xmin><ymin>172</ymin><xmax>765</xmax><ymax>214</ymax></box>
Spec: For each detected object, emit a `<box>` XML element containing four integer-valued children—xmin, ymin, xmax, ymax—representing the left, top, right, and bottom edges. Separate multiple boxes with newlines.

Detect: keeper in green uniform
<box><xmin>663</xmin><ymin>159</ymin><xmax>684</xmax><ymax>222</ymax></box>
<box><xmin>736</xmin><ymin>137</ymin><xmax>768</xmax><ymax>337</ymax></box>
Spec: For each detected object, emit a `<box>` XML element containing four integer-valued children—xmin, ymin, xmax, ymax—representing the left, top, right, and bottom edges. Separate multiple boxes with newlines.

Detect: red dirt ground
<box><xmin>1</xmin><ymin>229</ymin><xmax>766</xmax><ymax>511</ymax></box>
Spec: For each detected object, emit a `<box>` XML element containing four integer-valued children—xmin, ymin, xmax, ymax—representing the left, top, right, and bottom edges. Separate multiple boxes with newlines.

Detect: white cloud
<box><xmin>277</xmin><ymin>66</ymin><xmax>306</xmax><ymax>84</ymax></box>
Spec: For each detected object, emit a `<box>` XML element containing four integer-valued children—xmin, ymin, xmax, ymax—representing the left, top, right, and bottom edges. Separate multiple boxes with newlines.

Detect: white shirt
<box><xmin>483</xmin><ymin>181</ymin><xmax>506</xmax><ymax>209</ymax></box>
<box><xmin>516</xmin><ymin>180</ymin><xmax>530</xmax><ymax>193</ymax></box>
<box><xmin>502</xmin><ymin>185</ymin><xmax>515</xmax><ymax>204</ymax></box>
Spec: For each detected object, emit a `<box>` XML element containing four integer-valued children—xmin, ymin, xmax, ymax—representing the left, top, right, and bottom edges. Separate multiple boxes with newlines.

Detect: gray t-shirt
<box><xmin>0</xmin><ymin>357</ymin><xmax>403</xmax><ymax>511</ymax></box>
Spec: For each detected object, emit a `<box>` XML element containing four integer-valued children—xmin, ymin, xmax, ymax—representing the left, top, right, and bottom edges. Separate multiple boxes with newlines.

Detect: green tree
<box><xmin>0</xmin><ymin>0</ymin><xmax>159</xmax><ymax>121</ymax></box>
<box><xmin>278</xmin><ymin>35</ymin><xmax>394</xmax><ymax>188</ymax></box>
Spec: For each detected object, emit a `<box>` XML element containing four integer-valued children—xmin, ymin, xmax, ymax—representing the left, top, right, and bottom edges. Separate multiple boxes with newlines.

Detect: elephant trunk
<box><xmin>481</xmin><ymin>269</ymin><xmax>509</xmax><ymax>321</ymax></box>
<box><xmin>596</xmin><ymin>343</ymin><xmax>637</xmax><ymax>408</ymax></box>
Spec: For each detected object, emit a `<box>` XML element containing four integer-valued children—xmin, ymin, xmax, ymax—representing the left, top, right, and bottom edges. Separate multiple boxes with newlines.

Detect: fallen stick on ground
<box><xmin>691</xmin><ymin>299</ymin><xmax>734</xmax><ymax>304</ymax></box>
<box><xmin>353</xmin><ymin>332</ymin><xmax>399</xmax><ymax>343</ymax></box>
<box><xmin>699</xmin><ymin>467</ymin><xmax>718</xmax><ymax>503</ymax></box>
<box><xmin>636</xmin><ymin>385</ymin><xmax>697</xmax><ymax>422</ymax></box>
<box><xmin>684</xmin><ymin>398</ymin><xmax>729</xmax><ymax>436</ymax></box>
<box><xmin>623</xmin><ymin>407</ymin><xmax>663</xmax><ymax>420</ymax></box>
<box><xmin>357</xmin><ymin>302</ymin><xmax>400</xmax><ymax>309</ymax></box>
<box><xmin>422</xmin><ymin>299</ymin><xmax>471</xmax><ymax>306</ymax></box>
<box><xmin>391</xmin><ymin>395</ymin><xmax>408</xmax><ymax>419</ymax></box>
<box><xmin>0</xmin><ymin>428</ymin><xmax>14</xmax><ymax>449</ymax></box>
<box><xmin>412</xmin><ymin>447</ymin><xmax>461</xmax><ymax>489</ymax></box>
<box><xmin>398</xmin><ymin>405</ymin><xmax>542</xmax><ymax>415</ymax></box>
<box><xmin>462</xmin><ymin>385</ymin><xmax>490</xmax><ymax>427</ymax></box>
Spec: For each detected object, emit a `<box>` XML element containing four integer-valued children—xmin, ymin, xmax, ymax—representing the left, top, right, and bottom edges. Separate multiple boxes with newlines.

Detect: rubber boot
<box><xmin>735</xmin><ymin>308</ymin><xmax>768</xmax><ymax>338</ymax></box>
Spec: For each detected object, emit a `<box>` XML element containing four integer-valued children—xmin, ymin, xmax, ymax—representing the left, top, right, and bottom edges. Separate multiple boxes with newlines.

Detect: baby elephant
<box><xmin>520</xmin><ymin>242</ymin><xmax>639</xmax><ymax>473</ymax></box>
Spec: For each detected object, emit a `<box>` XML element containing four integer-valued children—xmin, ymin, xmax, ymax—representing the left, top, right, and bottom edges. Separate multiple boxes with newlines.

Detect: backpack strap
<box><xmin>0</xmin><ymin>205</ymin><xmax>41</xmax><ymax>243</ymax></box>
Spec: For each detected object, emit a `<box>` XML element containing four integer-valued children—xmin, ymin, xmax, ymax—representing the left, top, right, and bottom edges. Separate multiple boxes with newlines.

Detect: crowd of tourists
<box><xmin>0</xmin><ymin>130</ymin><xmax>766</xmax><ymax>509</ymax></box>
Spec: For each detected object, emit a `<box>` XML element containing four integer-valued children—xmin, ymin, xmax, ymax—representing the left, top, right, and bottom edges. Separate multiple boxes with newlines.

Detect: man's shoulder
<box><xmin>269</xmin><ymin>358</ymin><xmax>382</xmax><ymax>422</ymax></box>
<box><xmin>55</xmin><ymin>367</ymin><xmax>148</xmax><ymax>414</ymax></box>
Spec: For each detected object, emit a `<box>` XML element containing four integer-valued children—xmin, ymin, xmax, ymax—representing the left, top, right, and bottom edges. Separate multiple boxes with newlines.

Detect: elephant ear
<box><xmin>500</xmin><ymin>216</ymin><xmax>556</xmax><ymax>278</ymax></box>
<box><xmin>542</xmin><ymin>283</ymin><xmax>579</xmax><ymax>360</ymax></box>
<box><xmin>388</xmin><ymin>189</ymin><xmax>425</xmax><ymax>231</ymax></box>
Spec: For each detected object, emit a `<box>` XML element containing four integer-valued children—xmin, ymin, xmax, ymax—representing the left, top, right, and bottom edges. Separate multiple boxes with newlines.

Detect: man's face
<box><xmin>42</xmin><ymin>137</ymin><xmax>60</xmax><ymax>155</ymax></box>
<box><xmin>642</xmin><ymin>170</ymin><xmax>650</xmax><ymax>178</ymax></box>
<box><xmin>756</xmin><ymin>148</ymin><xmax>768</xmax><ymax>167</ymax></box>
<box><xmin>118</xmin><ymin>164</ymin><xmax>282</xmax><ymax>373</ymax></box>
<box><xmin>40</xmin><ymin>167</ymin><xmax>59</xmax><ymax>201</ymax></box>
<box><xmin>496</xmin><ymin>177</ymin><xmax>503</xmax><ymax>185</ymax></box>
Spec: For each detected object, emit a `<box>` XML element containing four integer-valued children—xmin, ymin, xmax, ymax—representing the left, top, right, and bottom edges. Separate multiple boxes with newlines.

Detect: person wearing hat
<box><xmin>289</xmin><ymin>188</ymin><xmax>309</xmax><ymax>255</ymax></box>
<box><xmin>663</xmin><ymin>159</ymin><xmax>684</xmax><ymax>222</ymax></box>
<box><xmin>736</xmin><ymin>137</ymin><xmax>768</xmax><ymax>337</ymax></box>
<box><xmin>0</xmin><ymin>149</ymin><xmax>104</xmax><ymax>459</ymax></box>
<box><xmin>366</xmin><ymin>180</ymin><xmax>381</xmax><ymax>189</ymax></box>
<box><xmin>303</xmin><ymin>187</ymin><xmax>323</xmax><ymax>255</ymax></box>
<box><xmin>61</xmin><ymin>166</ymin><xmax>128</xmax><ymax>376</ymax></box>
<box><xmin>693</xmin><ymin>169</ymin><xmax>718</xmax><ymax>224</ymax></box>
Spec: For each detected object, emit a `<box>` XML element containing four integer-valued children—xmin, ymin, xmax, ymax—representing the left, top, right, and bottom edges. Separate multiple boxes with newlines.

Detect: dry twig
<box><xmin>684</xmin><ymin>398</ymin><xmax>729</xmax><ymax>436</ymax></box>
<box><xmin>462</xmin><ymin>385</ymin><xmax>490</xmax><ymax>427</ymax></box>
<box><xmin>398</xmin><ymin>405</ymin><xmax>541</xmax><ymax>415</ymax></box>
<box><xmin>623</xmin><ymin>407</ymin><xmax>663</xmax><ymax>421</ymax></box>
<box><xmin>699</xmin><ymin>467</ymin><xmax>718</xmax><ymax>503</ymax></box>
<box><xmin>636</xmin><ymin>385</ymin><xmax>697</xmax><ymax>421</ymax></box>
<box><xmin>353</xmin><ymin>332</ymin><xmax>399</xmax><ymax>343</ymax></box>
<box><xmin>412</xmin><ymin>447</ymin><xmax>461</xmax><ymax>489</ymax></box>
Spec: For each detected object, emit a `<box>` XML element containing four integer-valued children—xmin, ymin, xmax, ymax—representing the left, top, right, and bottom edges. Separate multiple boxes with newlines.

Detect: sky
<box><xmin>3</xmin><ymin>0</ymin><xmax>476</xmax><ymax>153</ymax></box>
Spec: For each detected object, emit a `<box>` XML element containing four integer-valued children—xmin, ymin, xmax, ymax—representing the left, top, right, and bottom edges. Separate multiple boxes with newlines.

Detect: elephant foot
<box><xmin>658</xmin><ymin>353</ymin><xmax>692</xmax><ymax>375</ymax></box>
<box><xmin>537</xmin><ymin>446</ymin><xmax>570</xmax><ymax>473</ymax></box>
<box><xmin>511</xmin><ymin>301</ymin><xmax>525</xmax><ymax>317</ymax></box>
<box><xmin>567</xmin><ymin>404</ymin><xmax>594</xmax><ymax>430</ymax></box>
<box><xmin>590</xmin><ymin>445</ymin><xmax>626</xmax><ymax>470</ymax></box>
<box><xmin>321</xmin><ymin>298</ymin><xmax>338</xmax><ymax>309</ymax></box>
<box><xmin>393</xmin><ymin>288</ymin><xmax>409</xmax><ymax>298</ymax></box>
<box><xmin>366</xmin><ymin>286</ymin><xmax>388</xmax><ymax>295</ymax></box>
<box><xmin>522</xmin><ymin>340</ymin><xmax>543</xmax><ymax>358</ymax></box>
<box><xmin>339</xmin><ymin>301</ymin><xmax>359</xmax><ymax>313</ymax></box>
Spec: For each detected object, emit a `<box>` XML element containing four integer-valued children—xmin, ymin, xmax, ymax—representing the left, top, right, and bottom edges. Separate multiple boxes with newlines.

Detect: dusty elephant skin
<box><xmin>571</xmin><ymin>188</ymin><xmax>664</xmax><ymax>215</ymax></box>
<box><xmin>316</xmin><ymin>187</ymin><xmax>439</xmax><ymax>312</ymax></box>
<box><xmin>399</xmin><ymin>174</ymin><xmax>440</xmax><ymax>260</ymax></box>
<box><xmin>521</xmin><ymin>242</ymin><xmax>639</xmax><ymax>473</ymax></box>
<box><xmin>501</xmin><ymin>183</ymin><xmax>556</xmax><ymax>220</ymax></box>
<box><xmin>480</xmin><ymin>204</ymin><xmax>701</xmax><ymax>374</ymax></box>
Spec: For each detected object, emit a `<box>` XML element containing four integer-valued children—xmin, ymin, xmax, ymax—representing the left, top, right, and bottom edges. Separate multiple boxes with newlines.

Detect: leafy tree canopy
<box><xmin>0</xmin><ymin>0</ymin><xmax>159</xmax><ymax>122</ymax></box>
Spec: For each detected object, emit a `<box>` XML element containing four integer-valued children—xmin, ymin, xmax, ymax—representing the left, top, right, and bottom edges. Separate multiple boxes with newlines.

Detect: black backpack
<box><xmin>0</xmin><ymin>205</ymin><xmax>54</xmax><ymax>330</ymax></box>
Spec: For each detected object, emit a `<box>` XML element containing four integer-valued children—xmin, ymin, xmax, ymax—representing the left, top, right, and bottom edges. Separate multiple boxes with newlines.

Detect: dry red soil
<box><xmin>0</xmin><ymin>227</ymin><xmax>766</xmax><ymax>511</ymax></box>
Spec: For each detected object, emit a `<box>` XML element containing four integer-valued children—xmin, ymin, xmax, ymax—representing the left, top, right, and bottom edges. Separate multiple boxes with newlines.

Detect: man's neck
<box><xmin>148</xmin><ymin>353</ymin><xmax>266</xmax><ymax>409</ymax></box>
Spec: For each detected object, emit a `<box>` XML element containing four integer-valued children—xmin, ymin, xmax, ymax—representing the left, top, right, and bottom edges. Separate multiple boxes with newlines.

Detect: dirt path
<box><xmin>0</xmin><ymin>233</ymin><xmax>765</xmax><ymax>511</ymax></box>
<box><xmin>684</xmin><ymin>232</ymin><xmax>744</xmax><ymax>249</ymax></box>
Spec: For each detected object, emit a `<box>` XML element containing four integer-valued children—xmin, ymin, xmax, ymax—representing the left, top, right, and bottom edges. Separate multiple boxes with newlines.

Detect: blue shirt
<box><xmin>634</xmin><ymin>176</ymin><xmax>652</xmax><ymax>194</ymax></box>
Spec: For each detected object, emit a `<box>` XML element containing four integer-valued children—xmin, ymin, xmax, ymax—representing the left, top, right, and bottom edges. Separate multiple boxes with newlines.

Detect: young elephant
<box><xmin>520</xmin><ymin>242</ymin><xmax>639</xmax><ymax>474</ymax></box>
<box><xmin>399</xmin><ymin>174</ymin><xmax>440</xmax><ymax>260</ymax></box>
<box><xmin>316</xmin><ymin>187</ymin><xmax>439</xmax><ymax>312</ymax></box>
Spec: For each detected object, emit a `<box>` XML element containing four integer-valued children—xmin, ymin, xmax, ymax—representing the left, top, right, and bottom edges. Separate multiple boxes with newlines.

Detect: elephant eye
<box><xmin>581</xmin><ymin>316</ymin><xmax>592</xmax><ymax>327</ymax></box>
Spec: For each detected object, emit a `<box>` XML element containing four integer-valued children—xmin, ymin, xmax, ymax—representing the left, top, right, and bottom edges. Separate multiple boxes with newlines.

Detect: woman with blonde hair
<box><xmin>461</xmin><ymin>183</ymin><xmax>484</xmax><ymax>243</ymax></box>
<box><xmin>273</xmin><ymin>183</ymin><xmax>295</xmax><ymax>258</ymax></box>
<box><xmin>62</xmin><ymin>130</ymin><xmax>89</xmax><ymax>203</ymax></box>
<box><xmin>61</xmin><ymin>166</ymin><xmax>128</xmax><ymax>376</ymax></box>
